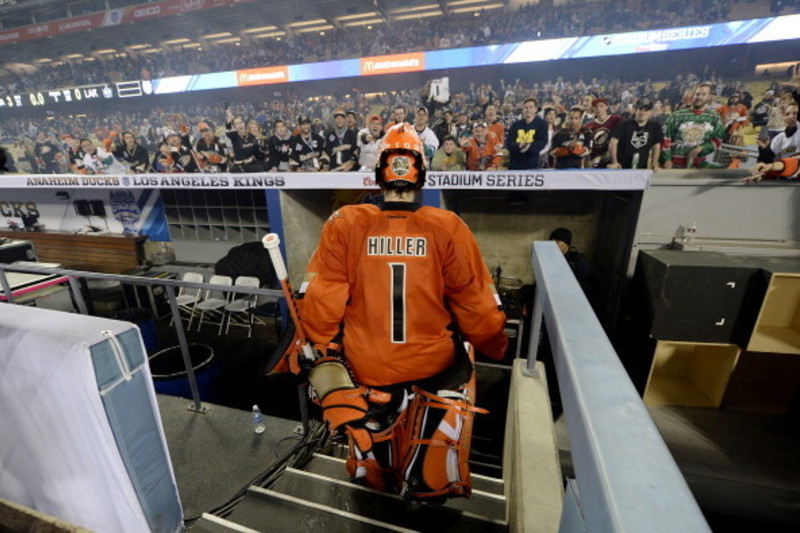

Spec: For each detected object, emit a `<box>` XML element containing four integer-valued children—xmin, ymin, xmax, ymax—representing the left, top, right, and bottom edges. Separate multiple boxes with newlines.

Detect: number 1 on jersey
<box><xmin>389</xmin><ymin>262</ymin><xmax>406</xmax><ymax>343</ymax></box>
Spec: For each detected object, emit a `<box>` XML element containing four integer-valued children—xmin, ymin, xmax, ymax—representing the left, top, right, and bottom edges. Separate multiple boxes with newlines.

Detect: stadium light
<box><xmin>337</xmin><ymin>12</ymin><xmax>378</xmax><ymax>21</ymax></box>
<box><xmin>204</xmin><ymin>32</ymin><xmax>232</xmax><ymax>39</ymax></box>
<box><xmin>287</xmin><ymin>19</ymin><xmax>328</xmax><ymax>28</ymax></box>
<box><xmin>252</xmin><ymin>31</ymin><xmax>286</xmax><ymax>39</ymax></box>
<box><xmin>294</xmin><ymin>24</ymin><xmax>335</xmax><ymax>34</ymax></box>
<box><xmin>242</xmin><ymin>26</ymin><xmax>278</xmax><ymax>34</ymax></box>
<box><xmin>451</xmin><ymin>3</ymin><xmax>503</xmax><ymax>14</ymax></box>
<box><xmin>390</xmin><ymin>3</ymin><xmax>439</xmax><ymax>14</ymax></box>
<box><xmin>394</xmin><ymin>11</ymin><xmax>443</xmax><ymax>20</ymax></box>
<box><xmin>163</xmin><ymin>38</ymin><xmax>190</xmax><ymax>45</ymax></box>
<box><xmin>343</xmin><ymin>17</ymin><xmax>384</xmax><ymax>27</ymax></box>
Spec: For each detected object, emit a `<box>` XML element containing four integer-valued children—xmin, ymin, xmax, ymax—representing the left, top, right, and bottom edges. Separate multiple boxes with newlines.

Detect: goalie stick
<box><xmin>262</xmin><ymin>233</ymin><xmax>317</xmax><ymax>365</ymax></box>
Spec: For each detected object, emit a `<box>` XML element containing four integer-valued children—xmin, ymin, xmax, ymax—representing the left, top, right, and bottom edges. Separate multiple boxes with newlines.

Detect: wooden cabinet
<box><xmin>0</xmin><ymin>230</ymin><xmax>146</xmax><ymax>274</ymax></box>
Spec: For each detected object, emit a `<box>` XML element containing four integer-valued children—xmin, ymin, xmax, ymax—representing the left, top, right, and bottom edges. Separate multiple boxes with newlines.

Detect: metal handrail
<box><xmin>526</xmin><ymin>241</ymin><xmax>711</xmax><ymax>532</ymax></box>
<box><xmin>0</xmin><ymin>263</ymin><xmax>283</xmax><ymax>414</ymax></box>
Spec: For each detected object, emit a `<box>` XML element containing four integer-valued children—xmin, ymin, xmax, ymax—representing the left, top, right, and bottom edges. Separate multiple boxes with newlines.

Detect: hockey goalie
<box><xmin>266</xmin><ymin>124</ymin><xmax>507</xmax><ymax>501</ymax></box>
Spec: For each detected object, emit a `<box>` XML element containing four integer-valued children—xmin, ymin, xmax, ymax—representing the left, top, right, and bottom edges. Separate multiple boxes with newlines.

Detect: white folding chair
<box><xmin>195</xmin><ymin>275</ymin><xmax>232</xmax><ymax>334</ymax></box>
<box><xmin>170</xmin><ymin>272</ymin><xmax>205</xmax><ymax>330</ymax></box>
<box><xmin>225</xmin><ymin>276</ymin><xmax>264</xmax><ymax>337</ymax></box>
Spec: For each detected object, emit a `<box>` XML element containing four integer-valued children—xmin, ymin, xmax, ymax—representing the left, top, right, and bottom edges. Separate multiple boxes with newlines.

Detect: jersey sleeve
<box><xmin>300</xmin><ymin>212</ymin><xmax>352</xmax><ymax>345</ymax></box>
<box><xmin>442</xmin><ymin>216</ymin><xmax>508</xmax><ymax>360</ymax></box>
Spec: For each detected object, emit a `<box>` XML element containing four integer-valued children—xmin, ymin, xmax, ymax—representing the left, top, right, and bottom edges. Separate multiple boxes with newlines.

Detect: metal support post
<box><xmin>165</xmin><ymin>285</ymin><xmax>208</xmax><ymax>414</ymax></box>
<box><xmin>68</xmin><ymin>277</ymin><xmax>89</xmax><ymax>315</ymax></box>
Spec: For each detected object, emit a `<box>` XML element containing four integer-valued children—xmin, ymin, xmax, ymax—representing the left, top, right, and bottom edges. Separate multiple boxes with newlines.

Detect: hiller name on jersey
<box><xmin>367</xmin><ymin>236</ymin><xmax>427</xmax><ymax>257</ymax></box>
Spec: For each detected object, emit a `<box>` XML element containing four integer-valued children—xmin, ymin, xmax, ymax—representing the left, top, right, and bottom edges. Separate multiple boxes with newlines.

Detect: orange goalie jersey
<box><xmin>300</xmin><ymin>202</ymin><xmax>507</xmax><ymax>386</ymax></box>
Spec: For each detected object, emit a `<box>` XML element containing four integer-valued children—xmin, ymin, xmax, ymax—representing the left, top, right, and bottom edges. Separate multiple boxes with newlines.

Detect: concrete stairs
<box><xmin>192</xmin><ymin>453</ymin><xmax>508</xmax><ymax>533</ymax></box>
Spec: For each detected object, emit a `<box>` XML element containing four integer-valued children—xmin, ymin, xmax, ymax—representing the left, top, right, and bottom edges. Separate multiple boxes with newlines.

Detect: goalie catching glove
<box><xmin>307</xmin><ymin>356</ymin><xmax>391</xmax><ymax>453</ymax></box>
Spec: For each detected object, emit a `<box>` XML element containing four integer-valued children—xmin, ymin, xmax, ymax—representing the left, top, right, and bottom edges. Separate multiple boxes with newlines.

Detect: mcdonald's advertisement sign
<box><xmin>361</xmin><ymin>52</ymin><xmax>425</xmax><ymax>76</ymax></box>
<box><xmin>236</xmin><ymin>66</ymin><xmax>290</xmax><ymax>86</ymax></box>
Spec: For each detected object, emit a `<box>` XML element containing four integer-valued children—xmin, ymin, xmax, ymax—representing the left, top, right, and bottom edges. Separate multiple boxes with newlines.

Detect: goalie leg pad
<box><xmin>346</xmin><ymin>415</ymin><xmax>405</xmax><ymax>492</ymax></box>
<box><xmin>398</xmin><ymin>384</ymin><xmax>485</xmax><ymax>500</ymax></box>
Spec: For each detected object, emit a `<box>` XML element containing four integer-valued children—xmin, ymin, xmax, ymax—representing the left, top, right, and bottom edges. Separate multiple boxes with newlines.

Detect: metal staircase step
<box><xmin>307</xmin><ymin>453</ymin><xmax>506</xmax><ymax>496</ymax></box>
<box><xmin>191</xmin><ymin>513</ymin><xmax>261</xmax><ymax>533</ymax></box>
<box><xmin>226</xmin><ymin>486</ymin><xmax>412</xmax><ymax>532</ymax></box>
<box><xmin>274</xmin><ymin>464</ymin><xmax>507</xmax><ymax>531</ymax></box>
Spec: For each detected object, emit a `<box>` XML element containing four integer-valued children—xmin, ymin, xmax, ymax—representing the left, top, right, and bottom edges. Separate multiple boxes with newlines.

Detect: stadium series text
<box><xmin>426</xmin><ymin>173</ymin><xmax>546</xmax><ymax>188</ymax></box>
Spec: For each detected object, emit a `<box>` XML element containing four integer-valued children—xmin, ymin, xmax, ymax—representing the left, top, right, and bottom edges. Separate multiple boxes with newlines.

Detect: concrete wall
<box><xmin>443</xmin><ymin>190</ymin><xmax>601</xmax><ymax>286</ymax></box>
<box><xmin>504</xmin><ymin>360</ymin><xmax>563</xmax><ymax>532</ymax></box>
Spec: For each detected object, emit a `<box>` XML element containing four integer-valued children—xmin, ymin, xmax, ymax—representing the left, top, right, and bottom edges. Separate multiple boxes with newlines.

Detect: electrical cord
<box><xmin>183</xmin><ymin>418</ymin><xmax>328</xmax><ymax>528</ymax></box>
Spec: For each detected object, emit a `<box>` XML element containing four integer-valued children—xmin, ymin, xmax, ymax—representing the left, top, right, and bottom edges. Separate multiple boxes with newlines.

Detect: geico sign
<box><xmin>133</xmin><ymin>6</ymin><xmax>161</xmax><ymax>17</ymax></box>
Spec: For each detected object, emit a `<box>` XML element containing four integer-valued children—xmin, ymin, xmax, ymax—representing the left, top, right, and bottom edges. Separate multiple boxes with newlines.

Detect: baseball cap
<box><xmin>416</xmin><ymin>106</ymin><xmax>429</xmax><ymax>115</ymax></box>
<box><xmin>367</xmin><ymin>113</ymin><xmax>383</xmax><ymax>123</ymax></box>
<box><xmin>637</xmin><ymin>103</ymin><xmax>653</xmax><ymax>111</ymax></box>
<box><xmin>592</xmin><ymin>97</ymin><xmax>609</xmax><ymax>107</ymax></box>
<box><xmin>297</xmin><ymin>114</ymin><xmax>311</xmax><ymax>124</ymax></box>
<box><xmin>333</xmin><ymin>109</ymin><xmax>346</xmax><ymax>118</ymax></box>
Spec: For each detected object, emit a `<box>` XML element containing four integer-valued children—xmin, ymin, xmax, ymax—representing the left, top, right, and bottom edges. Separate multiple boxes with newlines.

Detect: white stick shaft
<box><xmin>263</xmin><ymin>233</ymin><xmax>288</xmax><ymax>280</ymax></box>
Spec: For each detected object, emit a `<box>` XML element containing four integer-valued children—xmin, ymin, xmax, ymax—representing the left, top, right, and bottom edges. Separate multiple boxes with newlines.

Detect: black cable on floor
<box><xmin>183</xmin><ymin>418</ymin><xmax>329</xmax><ymax>528</ymax></box>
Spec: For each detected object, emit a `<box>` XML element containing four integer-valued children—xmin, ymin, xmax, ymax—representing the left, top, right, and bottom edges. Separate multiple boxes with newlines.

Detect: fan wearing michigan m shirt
<box><xmin>506</xmin><ymin>97</ymin><xmax>549</xmax><ymax>169</ymax></box>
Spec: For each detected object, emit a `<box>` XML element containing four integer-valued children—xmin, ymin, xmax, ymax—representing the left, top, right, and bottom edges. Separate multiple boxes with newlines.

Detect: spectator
<box><xmin>247</xmin><ymin>120</ymin><xmax>271</xmax><ymax>168</ymax></box>
<box><xmin>506</xmin><ymin>97</ymin><xmax>548</xmax><ymax>169</ymax></box>
<box><xmin>112</xmin><ymin>131</ymin><xmax>149</xmax><ymax>174</ymax></box>
<box><xmin>750</xmin><ymin>90</ymin><xmax>775</xmax><ymax>128</ymax></box>
<box><xmin>460</xmin><ymin>122</ymin><xmax>502</xmax><ymax>171</ymax></box>
<box><xmin>165</xmin><ymin>130</ymin><xmax>199</xmax><ymax>173</ymax></box>
<box><xmin>431</xmin><ymin>135</ymin><xmax>467</xmax><ymax>171</ymax></box>
<box><xmin>486</xmin><ymin>104</ymin><xmax>505</xmax><ymax>146</ymax></box>
<box><xmin>63</xmin><ymin>135</ymin><xmax>87</xmax><ymax>174</ymax></box>
<box><xmin>717</xmin><ymin>92</ymin><xmax>750</xmax><ymax>139</ymax></box>
<box><xmin>194</xmin><ymin>122</ymin><xmax>228</xmax><ymax>173</ymax></box>
<box><xmin>609</xmin><ymin>103</ymin><xmax>663</xmax><ymax>170</ymax></box>
<box><xmin>539</xmin><ymin>107</ymin><xmax>559</xmax><ymax>168</ymax></box>
<box><xmin>225</xmin><ymin>108</ymin><xmax>266</xmax><ymax>173</ymax></box>
<box><xmin>324</xmin><ymin>110</ymin><xmax>359</xmax><ymax>171</ymax></box>
<box><xmin>661</xmin><ymin>82</ymin><xmax>724</xmax><ymax>169</ymax></box>
<box><xmin>267</xmin><ymin>119</ymin><xmax>294</xmax><ymax>172</ymax></box>
<box><xmin>757</xmin><ymin>102</ymin><xmax>799</xmax><ymax>163</ymax></box>
<box><xmin>346</xmin><ymin>111</ymin><xmax>359</xmax><ymax>134</ymax></box>
<box><xmin>289</xmin><ymin>114</ymin><xmax>327</xmax><ymax>172</ymax></box>
<box><xmin>33</xmin><ymin>131</ymin><xmax>61</xmax><ymax>174</ymax></box>
<box><xmin>550</xmin><ymin>107</ymin><xmax>592</xmax><ymax>169</ymax></box>
<box><xmin>453</xmin><ymin>112</ymin><xmax>471</xmax><ymax>140</ymax></box>
<box><xmin>385</xmin><ymin>105</ymin><xmax>408</xmax><ymax>131</ymax></box>
<box><xmin>432</xmin><ymin>109</ymin><xmax>455</xmax><ymax>144</ymax></box>
<box><xmin>584</xmin><ymin>98</ymin><xmax>624</xmax><ymax>168</ymax></box>
<box><xmin>413</xmin><ymin>107</ymin><xmax>440</xmax><ymax>162</ymax></box>
<box><xmin>357</xmin><ymin>114</ymin><xmax>385</xmax><ymax>171</ymax></box>
<box><xmin>0</xmin><ymin>145</ymin><xmax>17</xmax><ymax>173</ymax></box>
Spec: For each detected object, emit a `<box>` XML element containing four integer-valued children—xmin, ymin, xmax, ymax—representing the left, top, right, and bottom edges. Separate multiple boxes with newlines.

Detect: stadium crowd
<box><xmin>2</xmin><ymin>68</ymin><xmax>798</xmax><ymax>176</ymax></box>
<box><xmin>1</xmin><ymin>0</ymin><xmax>797</xmax><ymax>97</ymax></box>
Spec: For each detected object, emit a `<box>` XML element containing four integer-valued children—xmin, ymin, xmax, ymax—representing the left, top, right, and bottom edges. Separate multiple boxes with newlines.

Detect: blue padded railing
<box><xmin>527</xmin><ymin>241</ymin><xmax>711</xmax><ymax>533</ymax></box>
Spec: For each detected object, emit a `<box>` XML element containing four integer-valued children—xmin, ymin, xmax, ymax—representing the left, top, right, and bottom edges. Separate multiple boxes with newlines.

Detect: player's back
<box><xmin>338</xmin><ymin>203</ymin><xmax>465</xmax><ymax>386</ymax></box>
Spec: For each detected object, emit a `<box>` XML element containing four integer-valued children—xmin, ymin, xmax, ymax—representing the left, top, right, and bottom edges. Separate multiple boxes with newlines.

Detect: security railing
<box><xmin>526</xmin><ymin>241</ymin><xmax>711</xmax><ymax>532</ymax></box>
<box><xmin>0</xmin><ymin>262</ymin><xmax>283</xmax><ymax>414</ymax></box>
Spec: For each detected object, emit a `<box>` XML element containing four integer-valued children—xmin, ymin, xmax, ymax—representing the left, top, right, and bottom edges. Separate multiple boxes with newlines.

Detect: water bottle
<box><xmin>684</xmin><ymin>221</ymin><xmax>698</xmax><ymax>243</ymax></box>
<box><xmin>252</xmin><ymin>405</ymin><xmax>266</xmax><ymax>434</ymax></box>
